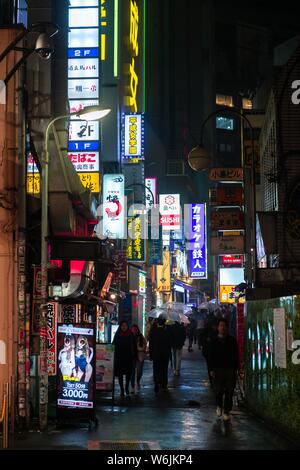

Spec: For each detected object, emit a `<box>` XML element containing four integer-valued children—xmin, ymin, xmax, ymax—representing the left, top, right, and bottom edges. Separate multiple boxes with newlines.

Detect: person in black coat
<box><xmin>149</xmin><ymin>316</ymin><xmax>172</xmax><ymax>394</ymax></box>
<box><xmin>208</xmin><ymin>318</ymin><xmax>239</xmax><ymax>422</ymax></box>
<box><xmin>113</xmin><ymin>321</ymin><xmax>137</xmax><ymax>397</ymax></box>
<box><xmin>169</xmin><ymin>322</ymin><xmax>186</xmax><ymax>375</ymax></box>
<box><xmin>202</xmin><ymin>318</ymin><xmax>218</xmax><ymax>386</ymax></box>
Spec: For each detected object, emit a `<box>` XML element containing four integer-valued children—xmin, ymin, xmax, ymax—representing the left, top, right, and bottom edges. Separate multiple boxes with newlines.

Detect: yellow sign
<box><xmin>219</xmin><ymin>285</ymin><xmax>245</xmax><ymax>304</ymax></box>
<box><xmin>156</xmin><ymin>251</ymin><xmax>171</xmax><ymax>292</ymax></box>
<box><xmin>101</xmin><ymin>0</ymin><xmax>107</xmax><ymax>61</ymax></box>
<box><xmin>125</xmin><ymin>0</ymin><xmax>139</xmax><ymax>112</ymax></box>
<box><xmin>27</xmin><ymin>173</ymin><xmax>40</xmax><ymax>195</ymax></box>
<box><xmin>78</xmin><ymin>173</ymin><xmax>100</xmax><ymax>193</ymax></box>
<box><xmin>127</xmin><ymin>216</ymin><xmax>145</xmax><ymax>262</ymax></box>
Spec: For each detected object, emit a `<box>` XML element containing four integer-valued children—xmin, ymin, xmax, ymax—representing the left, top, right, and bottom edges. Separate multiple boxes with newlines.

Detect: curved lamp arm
<box><xmin>199</xmin><ymin>106</ymin><xmax>254</xmax><ymax>144</ymax></box>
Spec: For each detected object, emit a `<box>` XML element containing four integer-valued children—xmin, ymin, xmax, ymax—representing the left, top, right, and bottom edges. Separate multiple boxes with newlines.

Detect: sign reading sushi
<box><xmin>188</xmin><ymin>204</ymin><xmax>208</xmax><ymax>279</ymax></box>
<box><xmin>67</xmin><ymin>0</ymin><xmax>101</xmax><ymax>192</ymax></box>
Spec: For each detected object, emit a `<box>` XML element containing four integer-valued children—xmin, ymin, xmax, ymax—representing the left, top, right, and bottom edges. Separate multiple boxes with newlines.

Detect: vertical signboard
<box><xmin>122</xmin><ymin>113</ymin><xmax>145</xmax><ymax>162</ymax></box>
<box><xmin>47</xmin><ymin>302</ymin><xmax>58</xmax><ymax>376</ymax></box>
<box><xmin>145</xmin><ymin>177</ymin><xmax>157</xmax><ymax>210</ymax></box>
<box><xmin>68</xmin><ymin>0</ymin><xmax>101</xmax><ymax>192</ymax></box>
<box><xmin>156</xmin><ymin>251</ymin><xmax>171</xmax><ymax>292</ymax></box>
<box><xmin>159</xmin><ymin>194</ymin><xmax>181</xmax><ymax>231</ymax></box>
<box><xmin>102</xmin><ymin>174</ymin><xmax>125</xmax><ymax>238</ymax></box>
<box><xmin>127</xmin><ymin>216</ymin><xmax>146</xmax><ymax>262</ymax></box>
<box><xmin>96</xmin><ymin>344</ymin><xmax>115</xmax><ymax>391</ymax></box>
<box><xmin>188</xmin><ymin>204</ymin><xmax>208</xmax><ymax>279</ymax></box>
<box><xmin>57</xmin><ymin>324</ymin><xmax>95</xmax><ymax>409</ymax></box>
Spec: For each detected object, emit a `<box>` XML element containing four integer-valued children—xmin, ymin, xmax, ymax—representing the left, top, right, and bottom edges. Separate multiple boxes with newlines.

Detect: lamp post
<box><xmin>188</xmin><ymin>107</ymin><xmax>257</xmax><ymax>287</ymax></box>
<box><xmin>39</xmin><ymin>105</ymin><xmax>111</xmax><ymax>430</ymax></box>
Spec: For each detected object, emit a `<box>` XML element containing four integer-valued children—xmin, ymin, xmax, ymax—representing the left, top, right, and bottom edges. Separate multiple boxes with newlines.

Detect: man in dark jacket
<box><xmin>149</xmin><ymin>316</ymin><xmax>172</xmax><ymax>393</ymax></box>
<box><xmin>170</xmin><ymin>322</ymin><xmax>186</xmax><ymax>375</ymax></box>
<box><xmin>208</xmin><ymin>318</ymin><xmax>239</xmax><ymax>422</ymax></box>
<box><xmin>202</xmin><ymin>319</ymin><xmax>218</xmax><ymax>386</ymax></box>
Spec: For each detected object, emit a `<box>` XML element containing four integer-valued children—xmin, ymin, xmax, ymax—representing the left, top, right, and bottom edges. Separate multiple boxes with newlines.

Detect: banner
<box><xmin>211</xmin><ymin>235</ymin><xmax>245</xmax><ymax>255</ymax></box>
<box><xmin>57</xmin><ymin>324</ymin><xmax>95</xmax><ymax>409</ymax></box>
<box><xmin>156</xmin><ymin>251</ymin><xmax>171</xmax><ymax>292</ymax></box>
<box><xmin>122</xmin><ymin>113</ymin><xmax>145</xmax><ymax>162</ymax></box>
<box><xmin>102</xmin><ymin>174</ymin><xmax>125</xmax><ymax>238</ymax></box>
<box><xmin>96</xmin><ymin>344</ymin><xmax>115</xmax><ymax>391</ymax></box>
<box><xmin>159</xmin><ymin>194</ymin><xmax>181</xmax><ymax>230</ymax></box>
<box><xmin>127</xmin><ymin>216</ymin><xmax>146</xmax><ymax>262</ymax></box>
<box><xmin>188</xmin><ymin>204</ymin><xmax>207</xmax><ymax>279</ymax></box>
<box><xmin>209</xmin><ymin>168</ymin><xmax>244</xmax><ymax>181</ymax></box>
<box><xmin>211</xmin><ymin>210</ymin><xmax>245</xmax><ymax>231</ymax></box>
<box><xmin>47</xmin><ymin>302</ymin><xmax>58</xmax><ymax>376</ymax></box>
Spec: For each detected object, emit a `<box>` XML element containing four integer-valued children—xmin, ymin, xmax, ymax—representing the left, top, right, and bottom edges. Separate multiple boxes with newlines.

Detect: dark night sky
<box><xmin>215</xmin><ymin>0</ymin><xmax>300</xmax><ymax>44</ymax></box>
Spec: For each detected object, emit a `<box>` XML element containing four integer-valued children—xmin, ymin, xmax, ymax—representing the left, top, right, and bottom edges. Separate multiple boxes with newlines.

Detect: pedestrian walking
<box><xmin>202</xmin><ymin>318</ymin><xmax>218</xmax><ymax>385</ymax></box>
<box><xmin>186</xmin><ymin>316</ymin><xmax>197</xmax><ymax>352</ymax></box>
<box><xmin>196</xmin><ymin>309</ymin><xmax>207</xmax><ymax>350</ymax></box>
<box><xmin>149</xmin><ymin>315</ymin><xmax>172</xmax><ymax>394</ymax></box>
<box><xmin>131</xmin><ymin>324</ymin><xmax>147</xmax><ymax>393</ymax></box>
<box><xmin>113</xmin><ymin>321</ymin><xmax>137</xmax><ymax>397</ymax></box>
<box><xmin>208</xmin><ymin>318</ymin><xmax>239</xmax><ymax>422</ymax></box>
<box><xmin>170</xmin><ymin>321</ymin><xmax>186</xmax><ymax>375</ymax></box>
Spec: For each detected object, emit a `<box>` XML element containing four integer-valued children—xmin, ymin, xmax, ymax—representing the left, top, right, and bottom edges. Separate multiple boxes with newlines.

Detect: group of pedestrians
<box><xmin>112</xmin><ymin>308</ymin><xmax>239</xmax><ymax>422</ymax></box>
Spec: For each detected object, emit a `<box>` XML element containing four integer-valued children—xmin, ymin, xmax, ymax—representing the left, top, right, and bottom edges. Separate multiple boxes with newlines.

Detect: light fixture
<box><xmin>188</xmin><ymin>144</ymin><xmax>211</xmax><ymax>172</ymax></box>
<box><xmin>75</xmin><ymin>105</ymin><xmax>111</xmax><ymax>121</ymax></box>
<box><xmin>110</xmin><ymin>294</ymin><xmax>117</xmax><ymax>300</ymax></box>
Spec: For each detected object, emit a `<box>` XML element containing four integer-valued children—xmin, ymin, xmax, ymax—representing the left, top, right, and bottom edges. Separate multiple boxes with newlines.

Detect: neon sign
<box><xmin>124</xmin><ymin>0</ymin><xmax>140</xmax><ymax>112</ymax></box>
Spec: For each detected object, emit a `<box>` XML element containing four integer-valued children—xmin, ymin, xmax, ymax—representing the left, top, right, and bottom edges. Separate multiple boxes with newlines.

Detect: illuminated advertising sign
<box><xmin>69</xmin><ymin>120</ymin><xmax>99</xmax><ymax>141</ymax></box>
<box><xmin>27</xmin><ymin>173</ymin><xmax>40</xmax><ymax>195</ymax></box>
<box><xmin>220</xmin><ymin>285</ymin><xmax>240</xmax><ymax>304</ymax></box>
<box><xmin>68</xmin><ymin>151</ymin><xmax>99</xmax><ymax>172</ymax></box>
<box><xmin>159</xmin><ymin>194</ymin><xmax>181</xmax><ymax>230</ymax></box>
<box><xmin>57</xmin><ymin>324</ymin><xmax>95</xmax><ymax>410</ymax></box>
<box><xmin>156</xmin><ymin>251</ymin><xmax>171</xmax><ymax>292</ymax></box>
<box><xmin>68</xmin><ymin>79</ymin><xmax>99</xmax><ymax>99</ymax></box>
<box><xmin>139</xmin><ymin>271</ymin><xmax>146</xmax><ymax>295</ymax></box>
<box><xmin>68</xmin><ymin>1</ymin><xmax>101</xmax><ymax>191</ymax></box>
<box><xmin>210</xmin><ymin>187</ymin><xmax>244</xmax><ymax>206</ymax></box>
<box><xmin>209</xmin><ymin>168</ymin><xmax>244</xmax><ymax>181</ymax></box>
<box><xmin>122</xmin><ymin>113</ymin><xmax>145</xmax><ymax>161</ymax></box>
<box><xmin>124</xmin><ymin>0</ymin><xmax>140</xmax><ymax>112</ymax></box>
<box><xmin>102</xmin><ymin>174</ymin><xmax>125</xmax><ymax>238</ymax></box>
<box><xmin>145</xmin><ymin>178</ymin><xmax>157</xmax><ymax>209</ymax></box>
<box><xmin>188</xmin><ymin>204</ymin><xmax>208</xmax><ymax>279</ymax></box>
<box><xmin>127</xmin><ymin>216</ymin><xmax>146</xmax><ymax>262</ymax></box>
<box><xmin>47</xmin><ymin>302</ymin><xmax>58</xmax><ymax>376</ymax></box>
<box><xmin>78</xmin><ymin>173</ymin><xmax>100</xmax><ymax>193</ymax></box>
<box><xmin>68</xmin><ymin>58</ymin><xmax>99</xmax><ymax>78</ymax></box>
<box><xmin>211</xmin><ymin>210</ymin><xmax>245</xmax><ymax>231</ymax></box>
<box><xmin>221</xmin><ymin>255</ymin><xmax>243</xmax><ymax>266</ymax></box>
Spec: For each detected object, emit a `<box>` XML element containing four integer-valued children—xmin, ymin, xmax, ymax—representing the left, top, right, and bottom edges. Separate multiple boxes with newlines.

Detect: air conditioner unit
<box><xmin>166</xmin><ymin>159</ymin><xmax>185</xmax><ymax>176</ymax></box>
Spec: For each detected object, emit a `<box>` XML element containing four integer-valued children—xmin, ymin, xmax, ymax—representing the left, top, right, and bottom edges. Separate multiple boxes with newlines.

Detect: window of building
<box><xmin>242</xmin><ymin>98</ymin><xmax>253</xmax><ymax>110</ymax></box>
<box><xmin>216</xmin><ymin>94</ymin><xmax>234</xmax><ymax>108</ymax></box>
<box><xmin>218</xmin><ymin>143</ymin><xmax>233</xmax><ymax>152</ymax></box>
<box><xmin>216</xmin><ymin>116</ymin><xmax>234</xmax><ymax>131</ymax></box>
<box><xmin>16</xmin><ymin>0</ymin><xmax>27</xmax><ymax>26</ymax></box>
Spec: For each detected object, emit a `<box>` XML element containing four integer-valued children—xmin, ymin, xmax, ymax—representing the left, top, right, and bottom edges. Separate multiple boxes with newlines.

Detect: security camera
<box><xmin>35</xmin><ymin>33</ymin><xmax>54</xmax><ymax>60</ymax></box>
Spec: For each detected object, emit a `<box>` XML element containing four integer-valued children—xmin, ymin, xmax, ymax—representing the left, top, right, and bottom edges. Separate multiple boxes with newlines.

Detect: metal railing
<box><xmin>0</xmin><ymin>383</ymin><xmax>9</xmax><ymax>449</ymax></box>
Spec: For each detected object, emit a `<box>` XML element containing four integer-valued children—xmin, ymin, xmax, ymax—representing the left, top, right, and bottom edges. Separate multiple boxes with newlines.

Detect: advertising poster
<box><xmin>96</xmin><ymin>344</ymin><xmax>115</xmax><ymax>391</ymax></box>
<box><xmin>102</xmin><ymin>174</ymin><xmax>125</xmax><ymax>238</ymax></box>
<box><xmin>57</xmin><ymin>324</ymin><xmax>95</xmax><ymax>409</ymax></box>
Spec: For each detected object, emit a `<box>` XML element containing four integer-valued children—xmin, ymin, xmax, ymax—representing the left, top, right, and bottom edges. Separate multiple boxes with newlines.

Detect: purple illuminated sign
<box><xmin>188</xmin><ymin>204</ymin><xmax>208</xmax><ymax>279</ymax></box>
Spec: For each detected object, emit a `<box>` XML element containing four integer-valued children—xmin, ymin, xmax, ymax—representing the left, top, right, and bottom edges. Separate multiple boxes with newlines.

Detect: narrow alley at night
<box><xmin>0</xmin><ymin>0</ymin><xmax>300</xmax><ymax>463</ymax></box>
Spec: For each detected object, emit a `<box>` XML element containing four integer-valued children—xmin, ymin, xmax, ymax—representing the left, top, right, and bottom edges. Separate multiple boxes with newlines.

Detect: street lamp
<box><xmin>187</xmin><ymin>107</ymin><xmax>257</xmax><ymax>287</ymax></box>
<box><xmin>39</xmin><ymin>105</ymin><xmax>111</xmax><ymax>430</ymax></box>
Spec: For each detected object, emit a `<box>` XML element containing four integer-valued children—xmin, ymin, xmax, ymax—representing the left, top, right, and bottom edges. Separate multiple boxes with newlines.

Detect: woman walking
<box><xmin>131</xmin><ymin>324</ymin><xmax>147</xmax><ymax>392</ymax></box>
<box><xmin>113</xmin><ymin>321</ymin><xmax>137</xmax><ymax>397</ymax></box>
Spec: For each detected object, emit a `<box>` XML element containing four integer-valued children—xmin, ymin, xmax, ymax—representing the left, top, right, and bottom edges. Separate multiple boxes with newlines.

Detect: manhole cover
<box><xmin>88</xmin><ymin>440</ymin><xmax>160</xmax><ymax>450</ymax></box>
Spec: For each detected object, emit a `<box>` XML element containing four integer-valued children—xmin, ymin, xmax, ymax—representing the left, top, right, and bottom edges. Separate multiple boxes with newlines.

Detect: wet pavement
<box><xmin>10</xmin><ymin>345</ymin><xmax>299</xmax><ymax>450</ymax></box>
